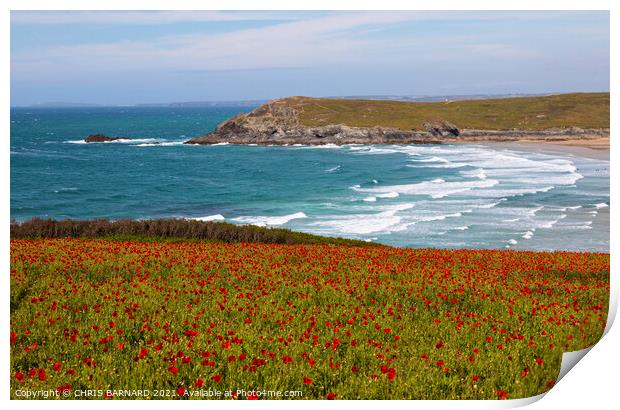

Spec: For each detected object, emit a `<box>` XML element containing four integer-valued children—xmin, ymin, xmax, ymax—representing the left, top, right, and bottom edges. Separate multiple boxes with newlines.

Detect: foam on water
<box><xmin>522</xmin><ymin>231</ymin><xmax>534</xmax><ymax>239</ymax></box>
<box><xmin>353</xmin><ymin>178</ymin><xmax>499</xmax><ymax>199</ymax></box>
<box><xmin>308</xmin><ymin>204</ymin><xmax>414</xmax><ymax>235</ymax></box>
<box><xmin>325</xmin><ymin>165</ymin><xmax>341</xmax><ymax>173</ymax></box>
<box><xmin>362</xmin><ymin>192</ymin><xmax>399</xmax><ymax>202</ymax></box>
<box><xmin>377</xmin><ymin>192</ymin><xmax>399</xmax><ymax>198</ymax></box>
<box><xmin>537</xmin><ymin>214</ymin><xmax>568</xmax><ymax>229</ymax></box>
<box><xmin>305</xmin><ymin>143</ymin><xmax>340</xmax><ymax>149</ymax></box>
<box><xmin>67</xmin><ymin>137</ymin><xmax>185</xmax><ymax>146</ymax></box>
<box><xmin>460</xmin><ymin>168</ymin><xmax>487</xmax><ymax>180</ymax></box>
<box><xmin>137</xmin><ymin>140</ymin><xmax>186</xmax><ymax>147</ymax></box>
<box><xmin>53</xmin><ymin>187</ymin><xmax>78</xmax><ymax>193</ymax></box>
<box><xmin>416</xmin><ymin>156</ymin><xmax>450</xmax><ymax>163</ymax></box>
<box><xmin>232</xmin><ymin>212</ymin><xmax>308</xmax><ymax>227</ymax></box>
<box><xmin>190</xmin><ymin>214</ymin><xmax>225</xmax><ymax>222</ymax></box>
<box><xmin>477</xmin><ymin>199</ymin><xmax>506</xmax><ymax>209</ymax></box>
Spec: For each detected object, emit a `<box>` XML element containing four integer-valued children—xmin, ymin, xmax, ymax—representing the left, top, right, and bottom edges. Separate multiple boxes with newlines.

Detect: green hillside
<box><xmin>292</xmin><ymin>92</ymin><xmax>609</xmax><ymax>131</ymax></box>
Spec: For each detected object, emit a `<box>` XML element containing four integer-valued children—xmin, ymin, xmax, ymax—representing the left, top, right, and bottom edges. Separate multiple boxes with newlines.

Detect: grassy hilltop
<box><xmin>289</xmin><ymin>92</ymin><xmax>609</xmax><ymax>131</ymax></box>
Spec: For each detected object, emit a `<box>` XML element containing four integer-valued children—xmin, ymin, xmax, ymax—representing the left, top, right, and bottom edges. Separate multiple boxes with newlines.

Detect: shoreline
<box><xmin>476</xmin><ymin>137</ymin><xmax>609</xmax><ymax>160</ymax></box>
<box><xmin>184</xmin><ymin>130</ymin><xmax>610</xmax><ymax>147</ymax></box>
<box><xmin>184</xmin><ymin>136</ymin><xmax>610</xmax><ymax>160</ymax></box>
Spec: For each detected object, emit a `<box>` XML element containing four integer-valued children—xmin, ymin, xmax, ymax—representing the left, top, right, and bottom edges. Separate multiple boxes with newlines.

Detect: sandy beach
<box><xmin>477</xmin><ymin>137</ymin><xmax>610</xmax><ymax>161</ymax></box>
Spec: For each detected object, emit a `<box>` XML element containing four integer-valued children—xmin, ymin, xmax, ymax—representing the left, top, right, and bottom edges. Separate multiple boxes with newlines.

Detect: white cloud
<box><xmin>10</xmin><ymin>11</ymin><xmax>597</xmax><ymax>79</ymax></box>
<box><xmin>11</xmin><ymin>12</ymin><xmax>424</xmax><ymax>74</ymax></box>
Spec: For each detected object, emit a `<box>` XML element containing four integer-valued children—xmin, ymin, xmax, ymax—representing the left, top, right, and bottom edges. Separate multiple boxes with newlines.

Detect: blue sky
<box><xmin>10</xmin><ymin>11</ymin><xmax>609</xmax><ymax>106</ymax></box>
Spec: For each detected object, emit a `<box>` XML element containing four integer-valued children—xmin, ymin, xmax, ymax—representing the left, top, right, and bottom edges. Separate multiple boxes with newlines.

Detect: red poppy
<box><xmin>211</xmin><ymin>374</ymin><xmax>222</xmax><ymax>383</ymax></box>
<box><xmin>57</xmin><ymin>384</ymin><xmax>72</xmax><ymax>394</ymax></box>
<box><xmin>326</xmin><ymin>392</ymin><xmax>336</xmax><ymax>400</ymax></box>
<box><xmin>282</xmin><ymin>356</ymin><xmax>293</xmax><ymax>364</ymax></box>
<box><xmin>38</xmin><ymin>368</ymin><xmax>47</xmax><ymax>381</ymax></box>
<box><xmin>387</xmin><ymin>368</ymin><xmax>396</xmax><ymax>381</ymax></box>
<box><xmin>303</xmin><ymin>376</ymin><xmax>312</xmax><ymax>385</ymax></box>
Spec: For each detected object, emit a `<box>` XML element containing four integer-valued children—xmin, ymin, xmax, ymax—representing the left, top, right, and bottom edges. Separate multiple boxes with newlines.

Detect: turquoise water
<box><xmin>10</xmin><ymin>107</ymin><xmax>609</xmax><ymax>251</ymax></box>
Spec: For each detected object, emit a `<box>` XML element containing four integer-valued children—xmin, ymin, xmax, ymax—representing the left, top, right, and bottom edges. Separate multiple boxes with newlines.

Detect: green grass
<box><xmin>10</xmin><ymin>218</ymin><xmax>378</xmax><ymax>247</ymax></box>
<box><xmin>290</xmin><ymin>92</ymin><xmax>609</xmax><ymax>131</ymax></box>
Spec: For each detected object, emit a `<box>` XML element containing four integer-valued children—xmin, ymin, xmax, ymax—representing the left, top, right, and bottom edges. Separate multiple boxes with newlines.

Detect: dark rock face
<box><xmin>84</xmin><ymin>134</ymin><xmax>123</xmax><ymax>143</ymax></box>
<box><xmin>186</xmin><ymin>123</ymin><xmax>444</xmax><ymax>145</ymax></box>
<box><xmin>423</xmin><ymin>120</ymin><xmax>460</xmax><ymax>137</ymax></box>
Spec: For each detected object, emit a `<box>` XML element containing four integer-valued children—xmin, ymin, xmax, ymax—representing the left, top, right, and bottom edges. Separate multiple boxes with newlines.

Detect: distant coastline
<box><xmin>13</xmin><ymin>92</ymin><xmax>558</xmax><ymax>108</ymax></box>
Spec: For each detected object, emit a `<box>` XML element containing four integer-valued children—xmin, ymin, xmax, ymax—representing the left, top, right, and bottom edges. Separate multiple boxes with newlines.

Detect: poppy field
<box><xmin>10</xmin><ymin>239</ymin><xmax>609</xmax><ymax>400</ymax></box>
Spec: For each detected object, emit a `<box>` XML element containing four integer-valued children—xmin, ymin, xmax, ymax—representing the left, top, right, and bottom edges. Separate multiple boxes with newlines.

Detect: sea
<box><xmin>10</xmin><ymin>106</ymin><xmax>610</xmax><ymax>252</ymax></box>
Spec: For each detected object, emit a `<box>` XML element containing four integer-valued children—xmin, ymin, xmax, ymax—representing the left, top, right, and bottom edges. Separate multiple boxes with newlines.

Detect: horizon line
<box><xmin>9</xmin><ymin>90</ymin><xmax>611</xmax><ymax>108</ymax></box>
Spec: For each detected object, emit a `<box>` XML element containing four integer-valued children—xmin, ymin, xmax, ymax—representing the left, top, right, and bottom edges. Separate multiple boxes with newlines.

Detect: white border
<box><xmin>2</xmin><ymin>2</ymin><xmax>616</xmax><ymax>409</ymax></box>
